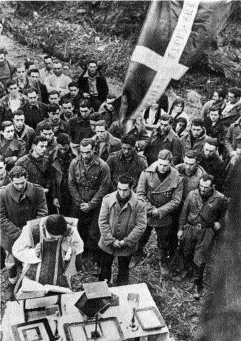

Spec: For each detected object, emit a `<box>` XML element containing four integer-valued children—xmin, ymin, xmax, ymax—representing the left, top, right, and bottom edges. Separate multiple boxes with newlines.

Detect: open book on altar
<box><xmin>16</xmin><ymin>277</ymin><xmax>72</xmax><ymax>299</ymax></box>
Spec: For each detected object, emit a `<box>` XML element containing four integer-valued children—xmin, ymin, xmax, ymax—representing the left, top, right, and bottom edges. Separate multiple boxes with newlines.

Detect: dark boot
<box><xmin>193</xmin><ymin>284</ymin><xmax>203</xmax><ymax>299</ymax></box>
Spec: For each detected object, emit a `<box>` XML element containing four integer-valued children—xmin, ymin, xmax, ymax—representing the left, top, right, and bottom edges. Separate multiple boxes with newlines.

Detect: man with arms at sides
<box><xmin>0</xmin><ymin>166</ymin><xmax>48</xmax><ymax>299</ymax></box>
<box><xmin>137</xmin><ymin>149</ymin><xmax>183</xmax><ymax>279</ymax></box>
<box><xmin>68</xmin><ymin>138</ymin><xmax>111</xmax><ymax>263</ymax></box>
<box><xmin>0</xmin><ymin>47</ymin><xmax>16</xmax><ymax>89</ymax></box>
<box><xmin>181</xmin><ymin>118</ymin><xmax>207</xmax><ymax>159</ymax></box>
<box><xmin>107</xmin><ymin>134</ymin><xmax>147</xmax><ymax>191</ymax></box>
<box><xmin>52</xmin><ymin>133</ymin><xmax>78</xmax><ymax>216</ymax></box>
<box><xmin>60</xmin><ymin>81</ymin><xmax>82</xmax><ymax>115</ymax></box>
<box><xmin>0</xmin><ymin>121</ymin><xmax>26</xmax><ymax>171</ymax></box>
<box><xmin>98</xmin><ymin>175</ymin><xmax>146</xmax><ymax>285</ymax></box>
<box><xmin>12</xmin><ymin>110</ymin><xmax>35</xmax><ymax>153</ymax></box>
<box><xmin>178</xmin><ymin>174</ymin><xmax>229</xmax><ymax>299</ymax></box>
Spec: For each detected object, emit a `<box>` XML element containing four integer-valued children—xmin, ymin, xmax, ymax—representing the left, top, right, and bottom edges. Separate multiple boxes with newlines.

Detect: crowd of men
<box><xmin>1</xmin><ymin>46</ymin><xmax>241</xmax><ymax>301</ymax></box>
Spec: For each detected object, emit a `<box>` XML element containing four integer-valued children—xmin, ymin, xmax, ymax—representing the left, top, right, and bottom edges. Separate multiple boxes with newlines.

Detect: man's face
<box><xmin>95</xmin><ymin>125</ymin><xmax>108</xmax><ymax>141</ymax></box>
<box><xmin>49</xmin><ymin>94</ymin><xmax>60</xmax><ymax>104</ymax></box>
<box><xmin>41</xmin><ymin>129</ymin><xmax>54</xmax><ymax>142</ymax></box>
<box><xmin>80</xmin><ymin>144</ymin><xmax>95</xmax><ymax>164</ymax></box>
<box><xmin>0</xmin><ymin>161</ymin><xmax>6</xmax><ymax>176</ymax></box>
<box><xmin>159</xmin><ymin>120</ymin><xmax>171</xmax><ymax>135</ymax></box>
<box><xmin>203</xmin><ymin>142</ymin><xmax>216</xmax><ymax>159</ymax></box>
<box><xmin>16</xmin><ymin>66</ymin><xmax>26</xmax><ymax>80</ymax></box>
<box><xmin>90</xmin><ymin>121</ymin><xmax>96</xmax><ymax>133</ymax></box>
<box><xmin>199</xmin><ymin>179</ymin><xmax>213</xmax><ymax>197</ymax></box>
<box><xmin>28</xmin><ymin>92</ymin><xmax>38</xmax><ymax>106</ymax></box>
<box><xmin>0</xmin><ymin>53</ymin><xmax>6</xmax><ymax>64</ymax></box>
<box><xmin>29</xmin><ymin>72</ymin><xmax>40</xmax><ymax>85</ymax></box>
<box><xmin>48</xmin><ymin>110</ymin><xmax>60</xmax><ymax>124</ymax></box>
<box><xmin>88</xmin><ymin>63</ymin><xmax>97</xmax><ymax>77</ymax></box>
<box><xmin>157</xmin><ymin>158</ymin><xmax>171</xmax><ymax>174</ymax></box>
<box><xmin>122</xmin><ymin>143</ymin><xmax>135</xmax><ymax>160</ymax></box>
<box><xmin>2</xmin><ymin>125</ymin><xmax>14</xmax><ymax>141</ymax></box>
<box><xmin>117</xmin><ymin>182</ymin><xmax>131</xmax><ymax>199</ymax></box>
<box><xmin>62</xmin><ymin>103</ymin><xmax>73</xmax><ymax>118</ymax></box>
<box><xmin>174</xmin><ymin>103</ymin><xmax>183</xmax><ymax>113</ymax></box>
<box><xmin>33</xmin><ymin>141</ymin><xmax>48</xmax><ymax>157</ymax></box>
<box><xmin>105</xmin><ymin>99</ymin><xmax>115</xmax><ymax>112</ymax></box>
<box><xmin>8</xmin><ymin>83</ymin><xmax>19</xmax><ymax>97</ymax></box>
<box><xmin>212</xmin><ymin>92</ymin><xmax>220</xmax><ymax>103</ymax></box>
<box><xmin>191</xmin><ymin>125</ymin><xmax>203</xmax><ymax>138</ymax></box>
<box><xmin>69</xmin><ymin>86</ymin><xmax>79</xmax><ymax>98</ymax></box>
<box><xmin>53</xmin><ymin>63</ymin><xmax>62</xmax><ymax>76</ymax></box>
<box><xmin>13</xmin><ymin>115</ymin><xmax>25</xmax><ymax>130</ymax></box>
<box><xmin>44</xmin><ymin>58</ymin><xmax>53</xmax><ymax>70</ymax></box>
<box><xmin>58</xmin><ymin>143</ymin><xmax>70</xmax><ymax>156</ymax></box>
<box><xmin>11</xmin><ymin>176</ymin><xmax>27</xmax><ymax>193</ymax></box>
<box><xmin>209</xmin><ymin>110</ymin><xmax>219</xmax><ymax>123</ymax></box>
<box><xmin>79</xmin><ymin>107</ymin><xmax>91</xmax><ymax>119</ymax></box>
<box><xmin>184</xmin><ymin>156</ymin><xmax>197</xmax><ymax>176</ymax></box>
<box><xmin>228</xmin><ymin>92</ymin><xmax>239</xmax><ymax>105</ymax></box>
<box><xmin>175</xmin><ymin>121</ymin><xmax>186</xmax><ymax>134</ymax></box>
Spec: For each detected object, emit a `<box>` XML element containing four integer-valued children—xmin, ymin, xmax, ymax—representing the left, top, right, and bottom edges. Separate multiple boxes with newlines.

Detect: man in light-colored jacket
<box><xmin>98</xmin><ymin>175</ymin><xmax>146</xmax><ymax>285</ymax></box>
<box><xmin>137</xmin><ymin>149</ymin><xmax>183</xmax><ymax>279</ymax></box>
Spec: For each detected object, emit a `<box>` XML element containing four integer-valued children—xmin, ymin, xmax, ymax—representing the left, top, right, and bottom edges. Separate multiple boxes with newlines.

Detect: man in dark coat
<box><xmin>144</xmin><ymin>114</ymin><xmax>182</xmax><ymax>165</ymax></box>
<box><xmin>13</xmin><ymin>110</ymin><xmax>35</xmax><ymax>153</ymax></box>
<box><xmin>77</xmin><ymin>60</ymin><xmax>108</xmax><ymax>111</ymax></box>
<box><xmin>20</xmin><ymin>88</ymin><xmax>48</xmax><ymax>130</ymax></box>
<box><xmin>0</xmin><ymin>166</ymin><xmax>48</xmax><ymax>299</ymax></box>
<box><xmin>197</xmin><ymin>138</ymin><xmax>226</xmax><ymax>192</ymax></box>
<box><xmin>28</xmin><ymin>68</ymin><xmax>49</xmax><ymax>104</ymax></box>
<box><xmin>68</xmin><ymin>138</ymin><xmax>111</xmax><ymax>261</ymax></box>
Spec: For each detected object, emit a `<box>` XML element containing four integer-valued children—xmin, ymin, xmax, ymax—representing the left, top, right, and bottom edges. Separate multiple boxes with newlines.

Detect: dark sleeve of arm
<box><xmin>172</xmin><ymin>137</ymin><xmax>183</xmax><ymax>165</ymax></box>
<box><xmin>136</xmin><ymin>126</ymin><xmax>149</xmax><ymax>151</ymax></box>
<box><xmin>18</xmin><ymin>141</ymin><xmax>26</xmax><ymax>159</ymax></box>
<box><xmin>88</xmin><ymin>164</ymin><xmax>111</xmax><ymax>209</ymax></box>
<box><xmin>68</xmin><ymin>160</ymin><xmax>82</xmax><ymax>207</ymax></box>
<box><xmin>179</xmin><ymin>192</ymin><xmax>191</xmax><ymax>231</ymax></box>
<box><xmin>35</xmin><ymin>187</ymin><xmax>48</xmax><ymax>217</ymax></box>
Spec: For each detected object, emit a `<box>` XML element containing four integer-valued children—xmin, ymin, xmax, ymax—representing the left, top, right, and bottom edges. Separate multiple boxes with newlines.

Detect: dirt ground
<box><xmin>0</xmin><ymin>28</ymin><xmax>206</xmax><ymax>341</ymax></box>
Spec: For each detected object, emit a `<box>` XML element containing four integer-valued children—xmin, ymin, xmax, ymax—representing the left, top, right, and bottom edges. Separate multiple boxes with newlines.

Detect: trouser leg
<box><xmin>155</xmin><ymin>225</ymin><xmax>173</xmax><ymax>265</ymax></box>
<box><xmin>5</xmin><ymin>252</ymin><xmax>18</xmax><ymax>284</ymax></box>
<box><xmin>194</xmin><ymin>263</ymin><xmax>206</xmax><ymax>288</ymax></box>
<box><xmin>137</xmin><ymin>225</ymin><xmax>153</xmax><ymax>251</ymax></box>
<box><xmin>99</xmin><ymin>250</ymin><xmax>114</xmax><ymax>283</ymax></box>
<box><xmin>116</xmin><ymin>255</ymin><xmax>132</xmax><ymax>285</ymax></box>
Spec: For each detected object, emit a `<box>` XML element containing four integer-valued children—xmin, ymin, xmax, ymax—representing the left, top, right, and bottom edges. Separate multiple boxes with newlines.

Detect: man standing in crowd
<box><xmin>15</xmin><ymin>64</ymin><xmax>30</xmax><ymax>93</ymax></box>
<box><xmin>36</xmin><ymin>104</ymin><xmax>70</xmax><ymax>137</ymax></box>
<box><xmin>178</xmin><ymin>174</ymin><xmax>229</xmax><ymax>299</ymax></box>
<box><xmin>0</xmin><ymin>121</ymin><xmax>26</xmax><ymax>171</ymax></box>
<box><xmin>69</xmin><ymin>99</ymin><xmax>94</xmax><ymax>144</ymax></box>
<box><xmin>221</xmin><ymin>87</ymin><xmax>241</xmax><ymax>131</ymax></box>
<box><xmin>28</xmin><ymin>68</ymin><xmax>49</xmax><ymax>104</ymax></box>
<box><xmin>0</xmin><ymin>80</ymin><xmax>28</xmax><ymax>126</ymax></box>
<box><xmin>68</xmin><ymin>138</ymin><xmax>111</xmax><ymax>261</ymax></box>
<box><xmin>197</xmin><ymin>138</ymin><xmax>226</xmax><ymax>192</ymax></box>
<box><xmin>77</xmin><ymin>60</ymin><xmax>109</xmax><ymax>111</ymax></box>
<box><xmin>181</xmin><ymin>118</ymin><xmax>207</xmax><ymax>158</ymax></box>
<box><xmin>52</xmin><ymin>133</ymin><xmax>78</xmax><ymax>216</ymax></box>
<box><xmin>0</xmin><ymin>156</ymin><xmax>11</xmax><ymax>188</ymax></box>
<box><xmin>39</xmin><ymin>55</ymin><xmax>53</xmax><ymax>83</ymax></box>
<box><xmin>60</xmin><ymin>81</ymin><xmax>82</xmax><ymax>115</ymax></box>
<box><xmin>98</xmin><ymin>175</ymin><xmax>146</xmax><ymax>285</ymax></box>
<box><xmin>224</xmin><ymin>116</ymin><xmax>241</xmax><ymax>163</ymax></box>
<box><xmin>16</xmin><ymin>136</ymin><xmax>51</xmax><ymax>192</ymax></box>
<box><xmin>137</xmin><ymin>149</ymin><xmax>183</xmax><ymax>278</ymax></box>
<box><xmin>0</xmin><ymin>48</ymin><xmax>16</xmax><ymax>88</ymax></box>
<box><xmin>201</xmin><ymin>88</ymin><xmax>226</xmax><ymax>121</ymax></box>
<box><xmin>144</xmin><ymin>114</ymin><xmax>182</xmax><ymax>166</ymax></box>
<box><xmin>92</xmin><ymin>120</ymin><xmax>122</xmax><ymax>162</ymax></box>
<box><xmin>48</xmin><ymin>90</ymin><xmax>60</xmax><ymax>105</ymax></box>
<box><xmin>0</xmin><ymin>166</ymin><xmax>48</xmax><ymax>299</ymax></box>
<box><xmin>107</xmin><ymin>134</ymin><xmax>147</xmax><ymax>191</ymax></box>
<box><xmin>12</xmin><ymin>110</ymin><xmax>35</xmax><ymax>153</ymax></box>
<box><xmin>20</xmin><ymin>88</ymin><xmax>48</xmax><ymax>130</ymax></box>
<box><xmin>98</xmin><ymin>94</ymin><xmax>119</xmax><ymax>128</ymax></box>
<box><xmin>38</xmin><ymin>123</ymin><xmax>57</xmax><ymax>158</ymax></box>
<box><xmin>60</xmin><ymin>99</ymin><xmax>75</xmax><ymax>123</ymax></box>
<box><xmin>45</xmin><ymin>60</ymin><xmax>72</xmax><ymax>97</ymax></box>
